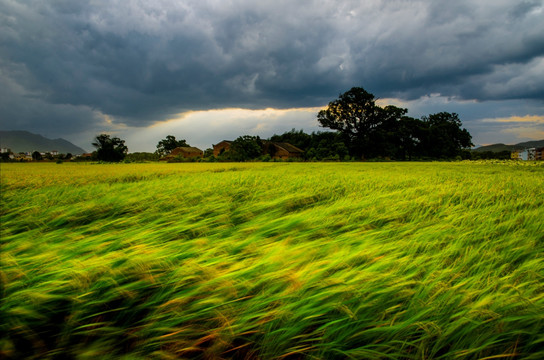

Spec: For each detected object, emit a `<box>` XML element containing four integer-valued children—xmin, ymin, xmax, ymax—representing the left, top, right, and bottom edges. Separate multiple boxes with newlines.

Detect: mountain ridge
<box><xmin>472</xmin><ymin>140</ymin><xmax>544</xmax><ymax>152</ymax></box>
<box><xmin>0</xmin><ymin>130</ymin><xmax>87</xmax><ymax>154</ymax></box>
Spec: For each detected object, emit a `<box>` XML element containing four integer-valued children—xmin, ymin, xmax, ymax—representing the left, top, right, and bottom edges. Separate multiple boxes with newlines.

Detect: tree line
<box><xmin>316</xmin><ymin>87</ymin><xmax>473</xmax><ymax>160</ymax></box>
<box><xmin>90</xmin><ymin>87</ymin><xmax>475</xmax><ymax>162</ymax></box>
<box><xmin>0</xmin><ymin>150</ymin><xmax>74</xmax><ymax>162</ymax></box>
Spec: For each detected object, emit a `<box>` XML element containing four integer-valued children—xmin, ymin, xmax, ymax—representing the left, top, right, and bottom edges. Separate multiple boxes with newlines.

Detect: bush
<box><xmin>260</xmin><ymin>154</ymin><xmax>272</xmax><ymax>162</ymax></box>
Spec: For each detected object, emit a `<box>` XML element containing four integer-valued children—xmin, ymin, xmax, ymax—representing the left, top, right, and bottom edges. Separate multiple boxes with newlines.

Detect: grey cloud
<box><xmin>509</xmin><ymin>0</ymin><xmax>543</xmax><ymax>19</ymax></box>
<box><xmin>347</xmin><ymin>1</ymin><xmax>544</xmax><ymax>99</ymax></box>
<box><xmin>0</xmin><ymin>71</ymin><xmax>102</xmax><ymax>139</ymax></box>
<box><xmin>1</xmin><ymin>0</ymin><xmax>543</xmax><ymax>136</ymax></box>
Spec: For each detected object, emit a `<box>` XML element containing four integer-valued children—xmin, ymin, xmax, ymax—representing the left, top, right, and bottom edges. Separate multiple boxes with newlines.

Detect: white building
<box><xmin>511</xmin><ymin>148</ymin><xmax>536</xmax><ymax>160</ymax></box>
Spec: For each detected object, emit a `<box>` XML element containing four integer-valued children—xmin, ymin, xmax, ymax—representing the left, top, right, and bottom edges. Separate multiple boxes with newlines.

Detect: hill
<box><xmin>514</xmin><ymin>140</ymin><xmax>544</xmax><ymax>149</ymax></box>
<box><xmin>0</xmin><ymin>131</ymin><xmax>87</xmax><ymax>154</ymax></box>
<box><xmin>473</xmin><ymin>139</ymin><xmax>544</xmax><ymax>152</ymax></box>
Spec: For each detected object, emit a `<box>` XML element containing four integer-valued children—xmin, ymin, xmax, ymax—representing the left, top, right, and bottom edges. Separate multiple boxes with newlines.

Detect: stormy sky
<box><xmin>1</xmin><ymin>0</ymin><xmax>543</xmax><ymax>152</ymax></box>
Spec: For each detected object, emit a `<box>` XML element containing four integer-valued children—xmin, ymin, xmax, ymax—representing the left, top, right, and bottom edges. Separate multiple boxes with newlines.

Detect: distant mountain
<box><xmin>473</xmin><ymin>140</ymin><xmax>544</xmax><ymax>153</ymax></box>
<box><xmin>0</xmin><ymin>131</ymin><xmax>87</xmax><ymax>154</ymax></box>
<box><xmin>513</xmin><ymin>140</ymin><xmax>544</xmax><ymax>149</ymax></box>
<box><xmin>472</xmin><ymin>143</ymin><xmax>512</xmax><ymax>152</ymax></box>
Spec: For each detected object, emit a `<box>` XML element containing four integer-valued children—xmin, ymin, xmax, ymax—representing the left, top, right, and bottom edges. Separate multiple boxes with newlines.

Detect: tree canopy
<box><xmin>156</xmin><ymin>135</ymin><xmax>189</xmax><ymax>157</ymax></box>
<box><xmin>318</xmin><ymin>87</ymin><xmax>473</xmax><ymax>159</ymax></box>
<box><xmin>270</xmin><ymin>130</ymin><xmax>348</xmax><ymax>161</ymax></box>
<box><xmin>229</xmin><ymin>135</ymin><xmax>262</xmax><ymax>161</ymax></box>
<box><xmin>92</xmin><ymin>134</ymin><xmax>128</xmax><ymax>162</ymax></box>
<box><xmin>317</xmin><ymin>87</ymin><xmax>382</xmax><ymax>158</ymax></box>
<box><xmin>419</xmin><ymin>112</ymin><xmax>473</xmax><ymax>158</ymax></box>
<box><xmin>32</xmin><ymin>151</ymin><xmax>42</xmax><ymax>161</ymax></box>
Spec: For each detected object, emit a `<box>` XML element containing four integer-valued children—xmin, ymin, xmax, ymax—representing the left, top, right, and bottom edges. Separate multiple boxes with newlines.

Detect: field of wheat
<box><xmin>1</xmin><ymin>161</ymin><xmax>543</xmax><ymax>359</ymax></box>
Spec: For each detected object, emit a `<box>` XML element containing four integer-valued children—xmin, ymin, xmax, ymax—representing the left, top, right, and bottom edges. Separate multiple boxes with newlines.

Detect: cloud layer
<box><xmin>1</xmin><ymin>0</ymin><xmax>543</xmax><ymax>148</ymax></box>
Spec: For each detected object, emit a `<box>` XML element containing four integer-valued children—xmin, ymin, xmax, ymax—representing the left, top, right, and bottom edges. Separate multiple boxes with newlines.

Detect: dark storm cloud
<box><xmin>1</xmin><ymin>0</ymin><xmax>543</xmax><ymax>133</ymax></box>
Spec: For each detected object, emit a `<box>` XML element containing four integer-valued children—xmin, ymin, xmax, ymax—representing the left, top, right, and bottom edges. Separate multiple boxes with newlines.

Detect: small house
<box><xmin>15</xmin><ymin>153</ymin><xmax>32</xmax><ymax>161</ymax></box>
<box><xmin>213</xmin><ymin>140</ymin><xmax>233</xmax><ymax>156</ymax></box>
<box><xmin>262</xmin><ymin>141</ymin><xmax>304</xmax><ymax>160</ymax></box>
<box><xmin>161</xmin><ymin>146</ymin><xmax>203</xmax><ymax>160</ymax></box>
<box><xmin>535</xmin><ymin>147</ymin><xmax>544</xmax><ymax>161</ymax></box>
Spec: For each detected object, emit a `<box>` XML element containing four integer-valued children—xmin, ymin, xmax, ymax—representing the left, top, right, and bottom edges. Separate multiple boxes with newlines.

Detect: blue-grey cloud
<box><xmin>1</xmin><ymin>0</ymin><xmax>543</xmax><ymax>144</ymax></box>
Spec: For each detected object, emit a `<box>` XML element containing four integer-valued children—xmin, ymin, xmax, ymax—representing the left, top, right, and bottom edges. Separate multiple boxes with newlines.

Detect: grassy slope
<box><xmin>1</xmin><ymin>162</ymin><xmax>543</xmax><ymax>359</ymax></box>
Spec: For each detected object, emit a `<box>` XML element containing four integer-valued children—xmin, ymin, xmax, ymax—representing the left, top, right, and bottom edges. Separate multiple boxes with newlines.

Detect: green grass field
<box><xmin>1</xmin><ymin>162</ymin><xmax>543</xmax><ymax>359</ymax></box>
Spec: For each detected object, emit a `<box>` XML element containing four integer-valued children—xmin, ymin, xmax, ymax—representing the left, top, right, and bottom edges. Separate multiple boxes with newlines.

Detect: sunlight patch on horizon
<box><xmin>377</xmin><ymin>94</ymin><xmax>478</xmax><ymax>110</ymax></box>
<box><xmin>480</xmin><ymin>115</ymin><xmax>544</xmax><ymax>124</ymax></box>
<box><xmin>149</xmin><ymin>107</ymin><xmax>326</xmax><ymax>128</ymax></box>
<box><xmin>477</xmin><ymin>115</ymin><xmax>544</xmax><ymax>142</ymax></box>
<box><xmin>502</xmin><ymin>126</ymin><xmax>544</xmax><ymax>140</ymax></box>
<box><xmin>122</xmin><ymin>107</ymin><xmax>324</xmax><ymax>152</ymax></box>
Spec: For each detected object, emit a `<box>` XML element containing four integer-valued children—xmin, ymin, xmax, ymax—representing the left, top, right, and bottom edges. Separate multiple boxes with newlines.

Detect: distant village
<box><xmin>158</xmin><ymin>144</ymin><xmax>544</xmax><ymax>162</ymax></box>
<box><xmin>510</xmin><ymin>148</ymin><xmax>544</xmax><ymax>161</ymax></box>
<box><xmin>1</xmin><ymin>148</ymin><xmax>74</xmax><ymax>162</ymax></box>
<box><xmin>3</xmin><ymin>86</ymin><xmax>543</xmax><ymax>162</ymax></box>
<box><xmin>161</xmin><ymin>140</ymin><xmax>304</xmax><ymax>161</ymax></box>
<box><xmin>1</xmin><ymin>141</ymin><xmax>544</xmax><ymax>162</ymax></box>
<box><xmin>0</xmin><ymin>139</ymin><xmax>306</xmax><ymax>162</ymax></box>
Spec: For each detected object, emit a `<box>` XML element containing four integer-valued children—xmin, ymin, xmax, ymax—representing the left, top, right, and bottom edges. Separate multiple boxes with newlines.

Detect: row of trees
<box><xmin>90</xmin><ymin>86</ymin><xmax>474</xmax><ymax>162</ymax></box>
<box><xmin>0</xmin><ymin>150</ymin><xmax>74</xmax><ymax>162</ymax></box>
<box><xmin>31</xmin><ymin>152</ymin><xmax>73</xmax><ymax>161</ymax></box>
<box><xmin>316</xmin><ymin>87</ymin><xmax>473</xmax><ymax>160</ymax></box>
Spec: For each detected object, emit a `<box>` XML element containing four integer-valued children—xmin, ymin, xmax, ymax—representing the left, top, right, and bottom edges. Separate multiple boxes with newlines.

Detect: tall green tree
<box><xmin>318</xmin><ymin>87</ymin><xmax>473</xmax><ymax>160</ymax></box>
<box><xmin>229</xmin><ymin>135</ymin><xmax>262</xmax><ymax>161</ymax></box>
<box><xmin>92</xmin><ymin>134</ymin><xmax>128</xmax><ymax>162</ymax></box>
<box><xmin>156</xmin><ymin>135</ymin><xmax>189</xmax><ymax>156</ymax></box>
<box><xmin>32</xmin><ymin>151</ymin><xmax>42</xmax><ymax>161</ymax></box>
<box><xmin>420</xmin><ymin>112</ymin><xmax>473</xmax><ymax>158</ymax></box>
<box><xmin>370</xmin><ymin>105</ymin><xmax>410</xmax><ymax>158</ymax></box>
<box><xmin>393</xmin><ymin>116</ymin><xmax>423</xmax><ymax>161</ymax></box>
<box><xmin>317</xmin><ymin>87</ymin><xmax>383</xmax><ymax>159</ymax></box>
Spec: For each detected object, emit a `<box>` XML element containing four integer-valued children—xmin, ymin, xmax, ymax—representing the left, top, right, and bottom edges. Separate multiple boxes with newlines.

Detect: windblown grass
<box><xmin>1</xmin><ymin>161</ymin><xmax>543</xmax><ymax>359</ymax></box>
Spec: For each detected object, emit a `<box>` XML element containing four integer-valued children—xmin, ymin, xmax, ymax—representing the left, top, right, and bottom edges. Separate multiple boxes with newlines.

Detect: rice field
<box><xmin>1</xmin><ymin>161</ymin><xmax>543</xmax><ymax>359</ymax></box>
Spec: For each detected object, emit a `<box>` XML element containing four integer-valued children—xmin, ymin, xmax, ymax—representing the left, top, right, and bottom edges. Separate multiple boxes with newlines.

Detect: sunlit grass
<box><xmin>1</xmin><ymin>161</ymin><xmax>543</xmax><ymax>359</ymax></box>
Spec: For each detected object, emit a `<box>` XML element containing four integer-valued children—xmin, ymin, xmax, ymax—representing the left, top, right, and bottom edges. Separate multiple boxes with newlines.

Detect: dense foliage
<box><xmin>318</xmin><ymin>87</ymin><xmax>473</xmax><ymax>159</ymax></box>
<box><xmin>92</xmin><ymin>134</ymin><xmax>128</xmax><ymax>162</ymax></box>
<box><xmin>270</xmin><ymin>130</ymin><xmax>349</xmax><ymax>161</ymax></box>
<box><xmin>1</xmin><ymin>162</ymin><xmax>543</xmax><ymax>359</ymax></box>
<box><xmin>228</xmin><ymin>135</ymin><xmax>263</xmax><ymax>161</ymax></box>
<box><xmin>156</xmin><ymin>135</ymin><xmax>189</xmax><ymax>157</ymax></box>
<box><xmin>31</xmin><ymin>151</ymin><xmax>42</xmax><ymax>161</ymax></box>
